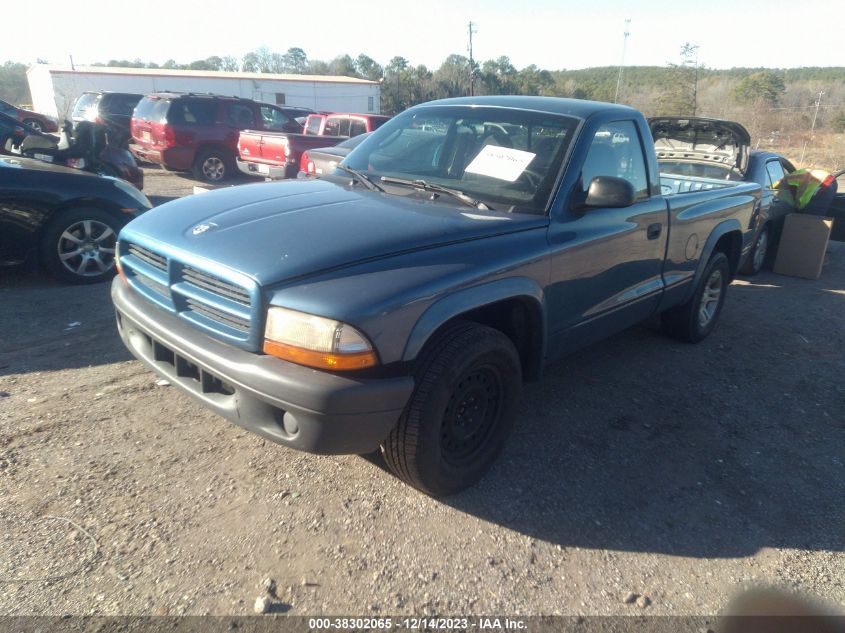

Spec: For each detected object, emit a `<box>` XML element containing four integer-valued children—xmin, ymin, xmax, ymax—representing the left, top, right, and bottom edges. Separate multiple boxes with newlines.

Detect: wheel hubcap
<box><xmin>441</xmin><ymin>367</ymin><xmax>503</xmax><ymax>464</ymax></box>
<box><xmin>202</xmin><ymin>157</ymin><xmax>225</xmax><ymax>181</ymax></box>
<box><xmin>698</xmin><ymin>269</ymin><xmax>723</xmax><ymax>329</ymax></box>
<box><xmin>57</xmin><ymin>220</ymin><xmax>116</xmax><ymax>277</ymax></box>
<box><xmin>753</xmin><ymin>232</ymin><xmax>768</xmax><ymax>271</ymax></box>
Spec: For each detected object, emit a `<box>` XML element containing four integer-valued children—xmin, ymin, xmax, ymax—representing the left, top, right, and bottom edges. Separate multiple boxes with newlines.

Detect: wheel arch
<box><xmin>402</xmin><ymin>278</ymin><xmax>547</xmax><ymax>381</ymax></box>
<box><xmin>682</xmin><ymin>220</ymin><xmax>743</xmax><ymax>303</ymax></box>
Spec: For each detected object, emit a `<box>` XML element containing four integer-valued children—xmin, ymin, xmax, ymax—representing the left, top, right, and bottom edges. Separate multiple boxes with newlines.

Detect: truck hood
<box><xmin>648</xmin><ymin>117</ymin><xmax>751</xmax><ymax>174</ymax></box>
<box><xmin>121</xmin><ymin>179</ymin><xmax>547</xmax><ymax>287</ymax></box>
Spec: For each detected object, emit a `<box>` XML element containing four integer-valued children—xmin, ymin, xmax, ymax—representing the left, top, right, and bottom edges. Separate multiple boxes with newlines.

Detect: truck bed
<box><xmin>660</xmin><ymin>173</ymin><xmax>739</xmax><ymax>195</ymax></box>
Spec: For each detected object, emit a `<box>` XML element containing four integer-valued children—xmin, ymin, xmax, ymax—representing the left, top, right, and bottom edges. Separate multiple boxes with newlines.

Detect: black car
<box><xmin>71</xmin><ymin>92</ymin><xmax>144</xmax><ymax>142</ymax></box>
<box><xmin>0</xmin><ymin>156</ymin><xmax>151</xmax><ymax>283</ymax></box>
<box><xmin>298</xmin><ymin>133</ymin><xmax>370</xmax><ymax>177</ymax></box>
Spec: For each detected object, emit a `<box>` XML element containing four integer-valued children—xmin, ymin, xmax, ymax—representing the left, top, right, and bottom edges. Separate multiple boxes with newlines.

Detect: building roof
<box><xmin>35</xmin><ymin>65</ymin><xmax>379</xmax><ymax>85</ymax></box>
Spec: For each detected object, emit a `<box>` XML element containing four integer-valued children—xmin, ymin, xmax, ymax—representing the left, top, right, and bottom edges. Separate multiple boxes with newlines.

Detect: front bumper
<box><xmin>112</xmin><ymin>279</ymin><xmax>413</xmax><ymax>454</ymax></box>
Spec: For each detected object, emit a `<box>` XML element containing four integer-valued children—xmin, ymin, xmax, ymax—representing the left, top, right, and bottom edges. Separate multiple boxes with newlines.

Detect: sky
<box><xmin>3</xmin><ymin>0</ymin><xmax>840</xmax><ymax>71</ymax></box>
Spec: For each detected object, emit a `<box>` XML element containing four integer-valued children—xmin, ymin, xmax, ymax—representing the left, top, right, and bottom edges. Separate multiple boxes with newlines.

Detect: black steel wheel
<box><xmin>382</xmin><ymin>321</ymin><xmax>522</xmax><ymax>496</ymax></box>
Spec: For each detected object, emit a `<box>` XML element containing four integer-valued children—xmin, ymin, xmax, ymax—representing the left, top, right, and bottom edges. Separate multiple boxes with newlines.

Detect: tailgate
<box><xmin>238</xmin><ymin>130</ymin><xmax>264</xmax><ymax>160</ymax></box>
<box><xmin>238</xmin><ymin>131</ymin><xmax>288</xmax><ymax>164</ymax></box>
<box><xmin>131</xmin><ymin>98</ymin><xmax>170</xmax><ymax>148</ymax></box>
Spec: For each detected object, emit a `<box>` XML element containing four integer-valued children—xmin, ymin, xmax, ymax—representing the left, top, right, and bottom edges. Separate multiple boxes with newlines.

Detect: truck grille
<box><xmin>182</xmin><ymin>266</ymin><xmax>251</xmax><ymax>306</ymax></box>
<box><xmin>185</xmin><ymin>298</ymin><xmax>250</xmax><ymax>333</ymax></box>
<box><xmin>119</xmin><ymin>240</ymin><xmax>259</xmax><ymax>348</ymax></box>
<box><xmin>127</xmin><ymin>244</ymin><xmax>166</xmax><ymax>271</ymax></box>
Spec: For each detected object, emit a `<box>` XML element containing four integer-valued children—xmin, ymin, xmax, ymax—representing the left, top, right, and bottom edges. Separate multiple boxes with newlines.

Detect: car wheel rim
<box><xmin>753</xmin><ymin>231</ymin><xmax>768</xmax><ymax>272</ymax></box>
<box><xmin>698</xmin><ymin>269</ymin><xmax>723</xmax><ymax>329</ymax></box>
<box><xmin>202</xmin><ymin>157</ymin><xmax>225</xmax><ymax>181</ymax></box>
<box><xmin>440</xmin><ymin>366</ymin><xmax>503</xmax><ymax>465</ymax></box>
<box><xmin>57</xmin><ymin>220</ymin><xmax>116</xmax><ymax>277</ymax></box>
<box><xmin>28</xmin><ymin>121</ymin><xmax>42</xmax><ymax>132</ymax></box>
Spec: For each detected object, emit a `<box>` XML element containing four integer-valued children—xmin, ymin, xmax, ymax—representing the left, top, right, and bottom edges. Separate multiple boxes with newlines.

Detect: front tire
<box><xmin>382</xmin><ymin>321</ymin><xmax>522</xmax><ymax>496</ymax></box>
<box><xmin>39</xmin><ymin>207</ymin><xmax>122</xmax><ymax>284</ymax></box>
<box><xmin>662</xmin><ymin>252</ymin><xmax>730</xmax><ymax>343</ymax></box>
<box><xmin>740</xmin><ymin>226</ymin><xmax>769</xmax><ymax>275</ymax></box>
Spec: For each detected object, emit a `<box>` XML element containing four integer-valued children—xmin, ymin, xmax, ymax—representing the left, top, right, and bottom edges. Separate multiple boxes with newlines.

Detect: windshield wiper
<box><xmin>335</xmin><ymin>164</ymin><xmax>384</xmax><ymax>192</ymax></box>
<box><xmin>379</xmin><ymin>176</ymin><xmax>492</xmax><ymax>210</ymax></box>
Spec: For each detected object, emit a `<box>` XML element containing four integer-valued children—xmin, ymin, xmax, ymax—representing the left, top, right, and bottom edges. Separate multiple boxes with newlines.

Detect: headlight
<box><xmin>263</xmin><ymin>307</ymin><xmax>377</xmax><ymax>370</ymax></box>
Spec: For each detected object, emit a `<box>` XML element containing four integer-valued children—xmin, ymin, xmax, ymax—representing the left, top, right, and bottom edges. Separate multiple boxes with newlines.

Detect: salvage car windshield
<box><xmin>341</xmin><ymin>106</ymin><xmax>579</xmax><ymax>213</ymax></box>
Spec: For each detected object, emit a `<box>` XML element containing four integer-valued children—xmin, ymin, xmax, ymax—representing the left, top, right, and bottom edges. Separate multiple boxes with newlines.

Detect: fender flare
<box><xmin>682</xmin><ymin>218</ymin><xmax>743</xmax><ymax>303</ymax></box>
<box><xmin>402</xmin><ymin>277</ymin><xmax>546</xmax><ymax>376</ymax></box>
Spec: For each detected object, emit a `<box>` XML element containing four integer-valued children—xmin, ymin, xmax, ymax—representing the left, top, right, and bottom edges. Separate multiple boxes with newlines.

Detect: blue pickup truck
<box><xmin>112</xmin><ymin>97</ymin><xmax>761</xmax><ymax>496</ymax></box>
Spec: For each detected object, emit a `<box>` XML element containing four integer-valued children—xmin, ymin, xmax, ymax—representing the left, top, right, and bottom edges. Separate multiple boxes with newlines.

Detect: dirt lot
<box><xmin>1</xmin><ymin>167</ymin><xmax>844</xmax><ymax>617</ymax></box>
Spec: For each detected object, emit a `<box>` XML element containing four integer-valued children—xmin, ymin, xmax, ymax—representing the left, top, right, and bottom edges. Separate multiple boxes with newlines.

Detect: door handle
<box><xmin>647</xmin><ymin>223</ymin><xmax>662</xmax><ymax>240</ymax></box>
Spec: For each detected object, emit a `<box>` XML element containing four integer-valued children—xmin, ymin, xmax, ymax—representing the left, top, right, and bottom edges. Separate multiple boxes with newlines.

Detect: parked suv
<box><xmin>129</xmin><ymin>93</ymin><xmax>309</xmax><ymax>183</ymax></box>
<box><xmin>72</xmin><ymin>92</ymin><xmax>143</xmax><ymax>142</ymax></box>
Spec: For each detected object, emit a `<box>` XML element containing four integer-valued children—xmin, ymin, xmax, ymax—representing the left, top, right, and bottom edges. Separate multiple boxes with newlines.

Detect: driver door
<box><xmin>545</xmin><ymin>120</ymin><xmax>669</xmax><ymax>357</ymax></box>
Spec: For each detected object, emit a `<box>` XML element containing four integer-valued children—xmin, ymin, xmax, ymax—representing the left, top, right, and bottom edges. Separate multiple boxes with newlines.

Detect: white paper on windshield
<box><xmin>464</xmin><ymin>146</ymin><xmax>536</xmax><ymax>182</ymax></box>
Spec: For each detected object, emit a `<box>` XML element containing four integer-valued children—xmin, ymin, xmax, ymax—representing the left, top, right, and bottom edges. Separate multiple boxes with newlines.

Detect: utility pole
<box><xmin>613</xmin><ymin>19</ymin><xmax>631</xmax><ymax>104</ymax></box>
<box><xmin>69</xmin><ymin>55</ymin><xmax>75</xmax><ymax>71</ymax></box>
<box><xmin>800</xmin><ymin>90</ymin><xmax>824</xmax><ymax>164</ymax></box>
<box><xmin>467</xmin><ymin>21</ymin><xmax>477</xmax><ymax>96</ymax></box>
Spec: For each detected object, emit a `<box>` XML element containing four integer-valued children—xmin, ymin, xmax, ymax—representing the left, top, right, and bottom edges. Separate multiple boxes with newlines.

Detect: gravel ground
<box><xmin>0</xmin><ymin>167</ymin><xmax>843</xmax><ymax>616</ymax></box>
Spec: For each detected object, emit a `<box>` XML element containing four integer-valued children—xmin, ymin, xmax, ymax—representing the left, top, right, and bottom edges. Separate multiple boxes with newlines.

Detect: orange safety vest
<box><xmin>775</xmin><ymin>169</ymin><xmax>835</xmax><ymax>210</ymax></box>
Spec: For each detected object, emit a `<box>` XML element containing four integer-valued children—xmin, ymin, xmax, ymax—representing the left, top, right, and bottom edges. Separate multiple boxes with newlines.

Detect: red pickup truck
<box><xmin>237</xmin><ymin>113</ymin><xmax>390</xmax><ymax>180</ymax></box>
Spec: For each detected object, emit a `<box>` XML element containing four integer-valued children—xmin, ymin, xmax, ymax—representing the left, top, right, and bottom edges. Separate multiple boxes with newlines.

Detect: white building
<box><xmin>26</xmin><ymin>65</ymin><xmax>381</xmax><ymax>119</ymax></box>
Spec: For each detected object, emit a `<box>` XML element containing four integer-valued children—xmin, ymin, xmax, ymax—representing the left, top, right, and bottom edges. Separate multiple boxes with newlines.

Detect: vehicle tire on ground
<box><xmin>193</xmin><ymin>148</ymin><xmax>232</xmax><ymax>183</ymax></box>
<box><xmin>22</xmin><ymin>119</ymin><xmax>43</xmax><ymax>133</ymax></box>
<box><xmin>662</xmin><ymin>251</ymin><xmax>730</xmax><ymax>343</ymax></box>
<box><xmin>740</xmin><ymin>225</ymin><xmax>769</xmax><ymax>275</ymax></box>
<box><xmin>381</xmin><ymin>321</ymin><xmax>522</xmax><ymax>496</ymax></box>
<box><xmin>39</xmin><ymin>207</ymin><xmax>122</xmax><ymax>284</ymax></box>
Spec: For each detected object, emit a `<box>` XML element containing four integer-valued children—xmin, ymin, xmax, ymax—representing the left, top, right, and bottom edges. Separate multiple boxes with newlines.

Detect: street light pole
<box><xmin>467</xmin><ymin>21</ymin><xmax>477</xmax><ymax>96</ymax></box>
<box><xmin>614</xmin><ymin>19</ymin><xmax>631</xmax><ymax>104</ymax></box>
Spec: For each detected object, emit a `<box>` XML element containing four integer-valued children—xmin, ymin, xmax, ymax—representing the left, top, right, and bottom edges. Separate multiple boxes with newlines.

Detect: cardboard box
<box><xmin>773</xmin><ymin>213</ymin><xmax>833</xmax><ymax>280</ymax></box>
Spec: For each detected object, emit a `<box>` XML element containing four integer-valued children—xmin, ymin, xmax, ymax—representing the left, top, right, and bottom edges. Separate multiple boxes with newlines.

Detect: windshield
<box><xmin>72</xmin><ymin>93</ymin><xmax>100</xmax><ymax>119</ymax></box>
<box><xmin>342</xmin><ymin>105</ymin><xmax>579</xmax><ymax>213</ymax></box>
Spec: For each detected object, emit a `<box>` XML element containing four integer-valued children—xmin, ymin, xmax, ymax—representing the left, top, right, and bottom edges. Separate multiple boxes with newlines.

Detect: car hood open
<box><xmin>648</xmin><ymin>117</ymin><xmax>751</xmax><ymax>175</ymax></box>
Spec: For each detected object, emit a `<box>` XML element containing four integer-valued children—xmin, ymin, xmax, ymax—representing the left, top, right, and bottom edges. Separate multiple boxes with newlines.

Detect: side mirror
<box><xmin>583</xmin><ymin>176</ymin><xmax>636</xmax><ymax>208</ymax></box>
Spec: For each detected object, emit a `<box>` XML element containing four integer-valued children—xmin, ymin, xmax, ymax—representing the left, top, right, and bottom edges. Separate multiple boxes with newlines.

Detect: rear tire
<box><xmin>39</xmin><ymin>207</ymin><xmax>122</xmax><ymax>284</ymax></box>
<box><xmin>740</xmin><ymin>225</ymin><xmax>769</xmax><ymax>275</ymax></box>
<box><xmin>381</xmin><ymin>321</ymin><xmax>522</xmax><ymax>496</ymax></box>
<box><xmin>193</xmin><ymin>148</ymin><xmax>232</xmax><ymax>183</ymax></box>
<box><xmin>662</xmin><ymin>252</ymin><xmax>730</xmax><ymax>343</ymax></box>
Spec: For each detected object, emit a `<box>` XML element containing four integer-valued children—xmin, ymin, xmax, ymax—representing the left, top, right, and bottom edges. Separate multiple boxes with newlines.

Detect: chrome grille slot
<box><xmin>182</xmin><ymin>266</ymin><xmax>251</xmax><ymax>306</ymax></box>
<box><xmin>185</xmin><ymin>298</ymin><xmax>250</xmax><ymax>333</ymax></box>
<box><xmin>133</xmin><ymin>272</ymin><xmax>170</xmax><ymax>298</ymax></box>
<box><xmin>127</xmin><ymin>244</ymin><xmax>167</xmax><ymax>272</ymax></box>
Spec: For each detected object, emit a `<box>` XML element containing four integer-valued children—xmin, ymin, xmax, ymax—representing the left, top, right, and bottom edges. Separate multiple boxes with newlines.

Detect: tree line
<box><xmin>2</xmin><ymin>48</ymin><xmax>844</xmax><ymax>156</ymax></box>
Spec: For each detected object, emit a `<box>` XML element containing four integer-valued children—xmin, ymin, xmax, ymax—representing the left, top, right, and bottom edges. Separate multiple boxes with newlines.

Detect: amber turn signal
<box><xmin>263</xmin><ymin>340</ymin><xmax>377</xmax><ymax>370</ymax></box>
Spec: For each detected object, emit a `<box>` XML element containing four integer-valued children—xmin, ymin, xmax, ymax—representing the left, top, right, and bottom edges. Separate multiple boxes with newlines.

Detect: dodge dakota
<box><xmin>112</xmin><ymin>96</ymin><xmax>760</xmax><ymax>496</ymax></box>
